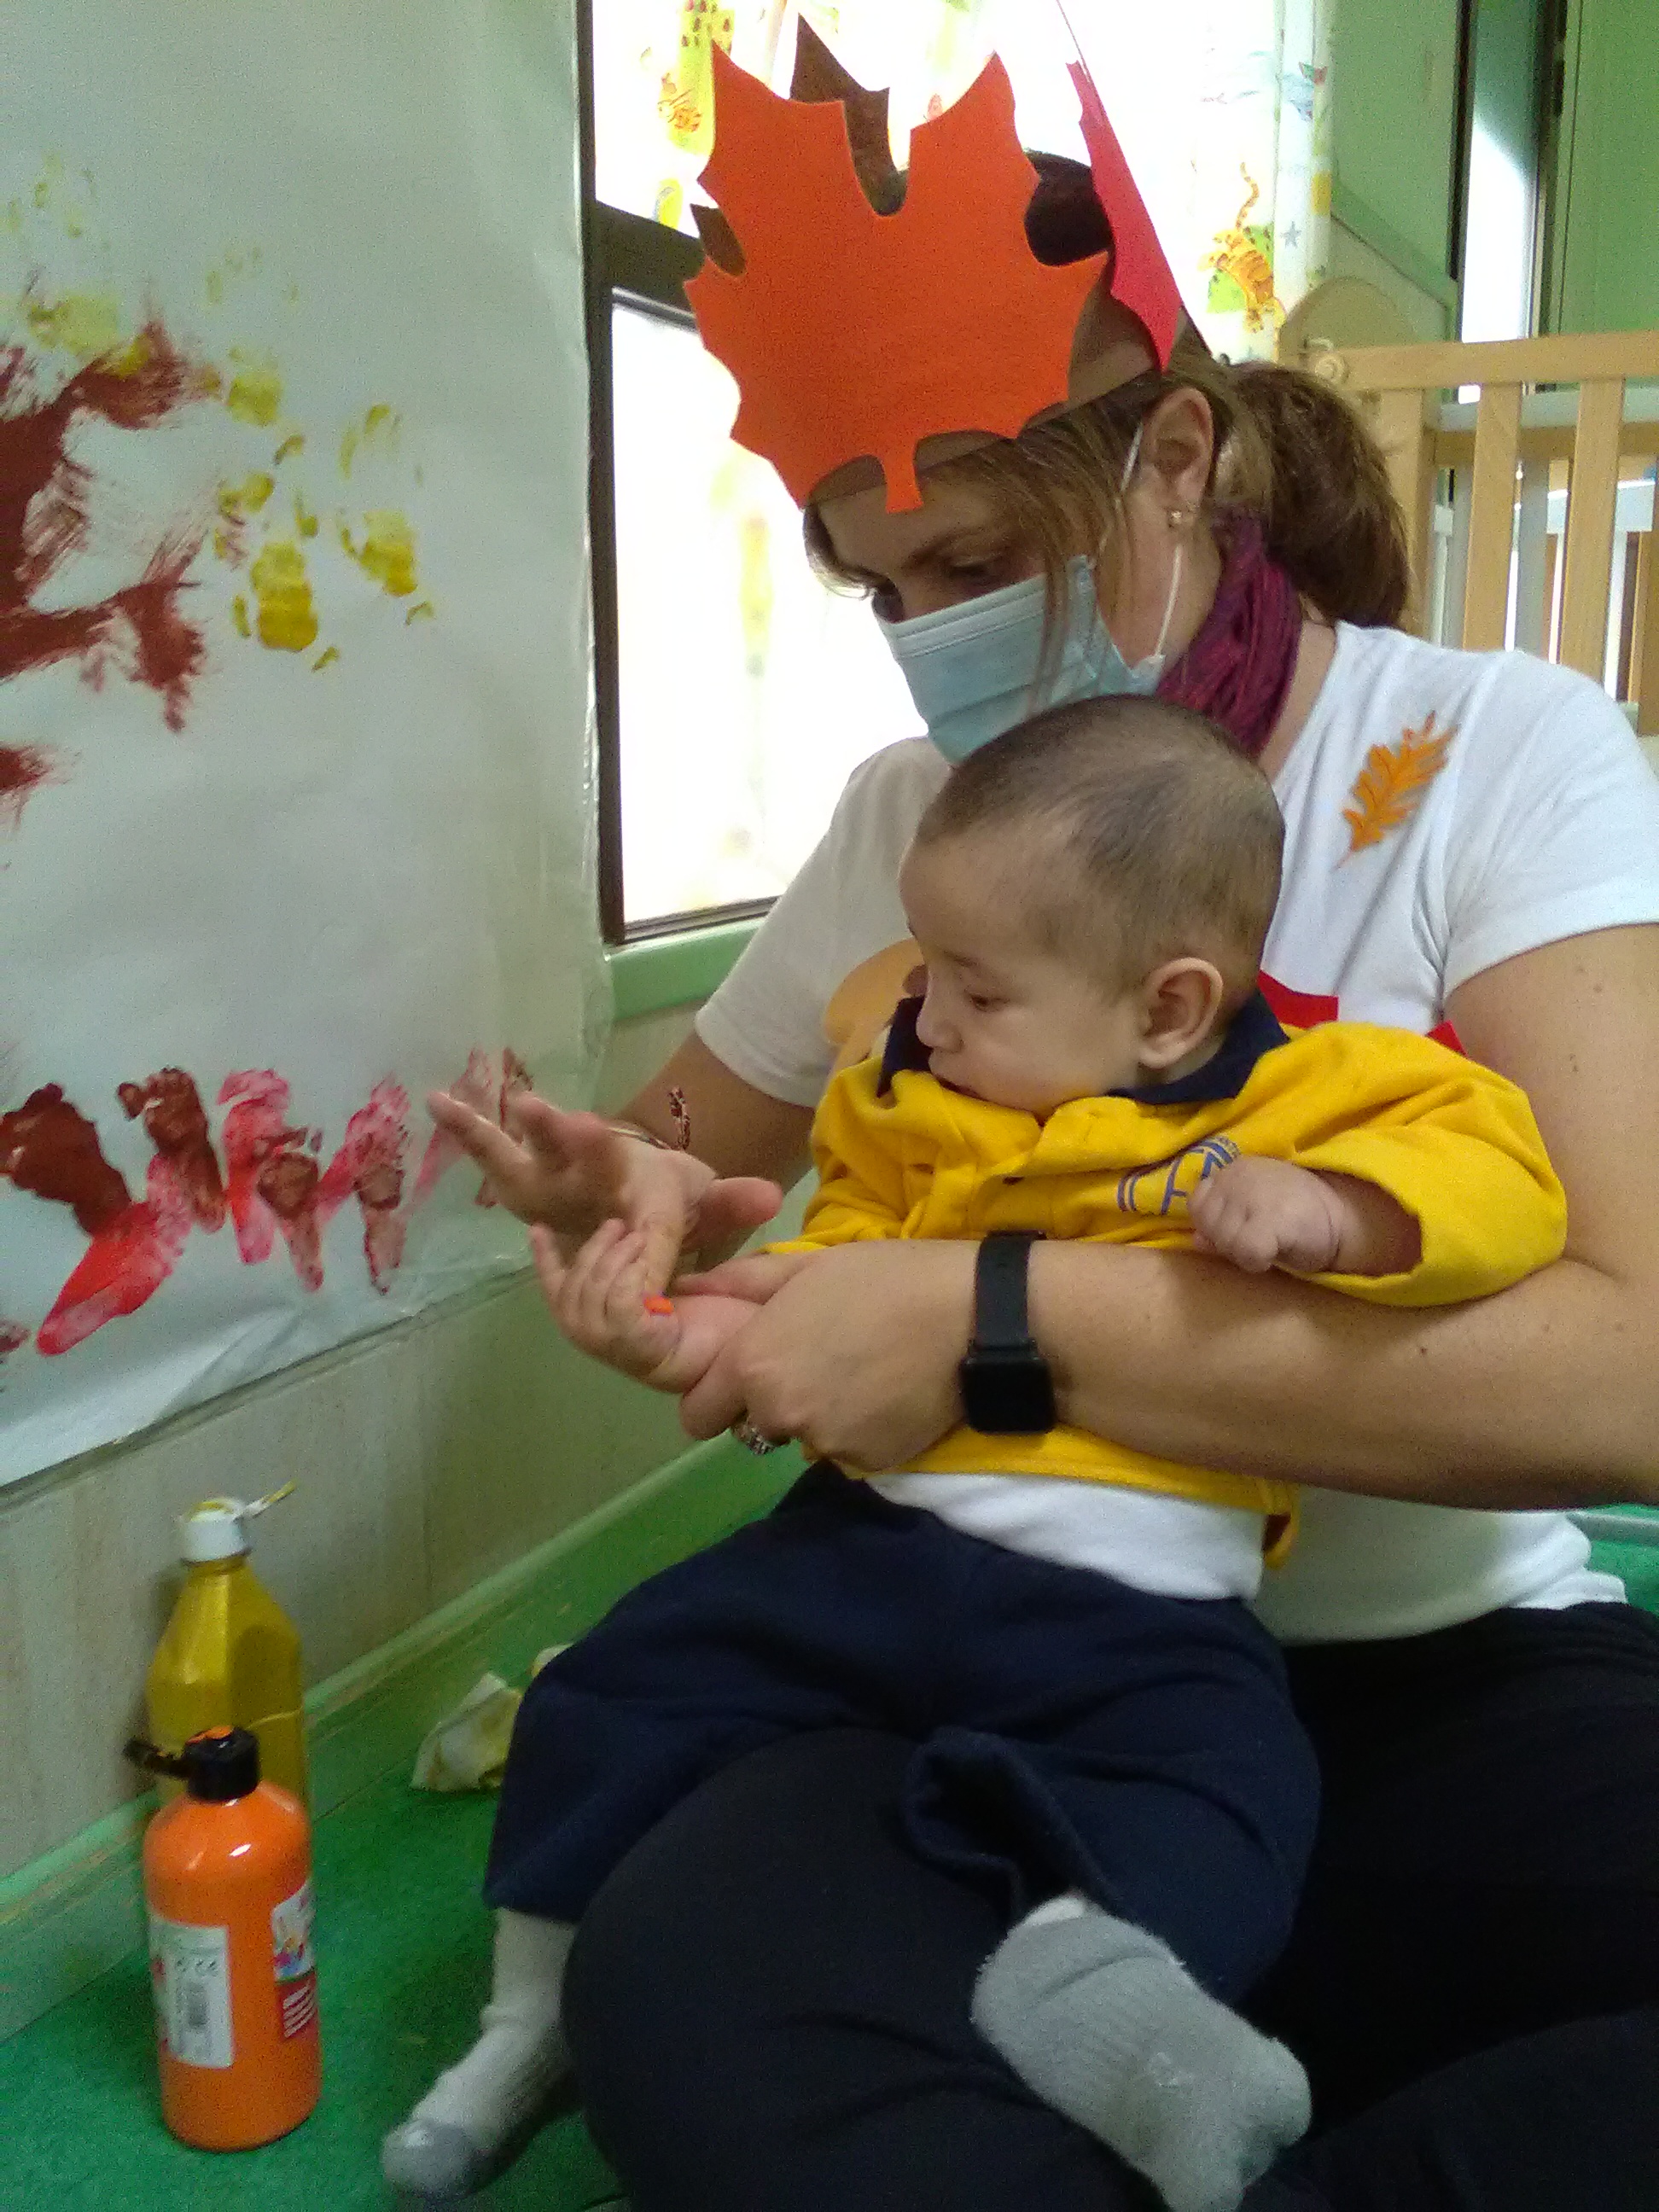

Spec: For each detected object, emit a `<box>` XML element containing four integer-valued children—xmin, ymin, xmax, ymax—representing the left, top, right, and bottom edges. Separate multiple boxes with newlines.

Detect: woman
<box><xmin>426</xmin><ymin>82</ymin><xmax>1659</xmax><ymax>2212</ymax></box>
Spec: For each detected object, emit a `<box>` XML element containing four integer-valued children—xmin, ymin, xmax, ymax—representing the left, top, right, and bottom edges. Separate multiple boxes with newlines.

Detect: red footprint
<box><xmin>119</xmin><ymin>1068</ymin><xmax>226</xmax><ymax>1230</ymax></box>
<box><xmin>36</xmin><ymin>1154</ymin><xmax>193</xmax><ymax>1355</ymax></box>
<box><xmin>317</xmin><ymin>1079</ymin><xmax>410</xmax><ymax>1290</ymax></box>
<box><xmin>412</xmin><ymin>1046</ymin><xmax>530</xmax><ymax>1209</ymax></box>
<box><xmin>218</xmin><ymin>1070</ymin><xmax>324</xmax><ymax>1285</ymax></box>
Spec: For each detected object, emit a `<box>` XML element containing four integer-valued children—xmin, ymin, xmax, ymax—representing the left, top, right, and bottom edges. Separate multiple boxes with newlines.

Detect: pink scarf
<box><xmin>1157</xmin><ymin>519</ymin><xmax>1302</xmax><ymax>759</ymax></box>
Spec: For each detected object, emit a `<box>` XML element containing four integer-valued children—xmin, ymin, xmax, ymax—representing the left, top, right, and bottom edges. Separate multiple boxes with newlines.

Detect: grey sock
<box><xmin>971</xmin><ymin>1901</ymin><xmax>1310</xmax><ymax>2212</ymax></box>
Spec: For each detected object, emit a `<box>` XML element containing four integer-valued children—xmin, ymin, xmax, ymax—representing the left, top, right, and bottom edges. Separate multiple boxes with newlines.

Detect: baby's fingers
<box><xmin>561</xmin><ymin>1219</ymin><xmax>638</xmax><ymax>1335</ymax></box>
<box><xmin>1214</xmin><ymin>1204</ymin><xmax>1280</xmax><ymax>1272</ymax></box>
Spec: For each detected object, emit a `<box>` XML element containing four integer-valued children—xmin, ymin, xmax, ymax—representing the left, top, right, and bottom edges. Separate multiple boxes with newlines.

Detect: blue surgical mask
<box><xmin>876</xmin><ymin>425</ymin><xmax>1184</xmax><ymax>764</ymax></box>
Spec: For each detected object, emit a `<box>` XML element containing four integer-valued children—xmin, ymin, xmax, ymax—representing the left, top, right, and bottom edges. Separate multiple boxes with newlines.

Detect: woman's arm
<box><xmin>683</xmin><ymin>928</ymin><xmax>1659</xmax><ymax>1508</ymax></box>
<box><xmin>1034</xmin><ymin>923</ymin><xmax>1659</xmax><ymax>1505</ymax></box>
<box><xmin>616</xmin><ymin>1030</ymin><xmax>814</xmax><ymax>1189</ymax></box>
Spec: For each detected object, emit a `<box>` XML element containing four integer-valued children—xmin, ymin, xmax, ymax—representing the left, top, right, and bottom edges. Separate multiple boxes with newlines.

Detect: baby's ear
<box><xmin>1138</xmin><ymin>958</ymin><xmax>1226</xmax><ymax>1069</ymax></box>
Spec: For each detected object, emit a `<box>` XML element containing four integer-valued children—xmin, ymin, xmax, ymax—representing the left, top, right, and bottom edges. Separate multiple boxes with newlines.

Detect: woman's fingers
<box><xmin>678</xmin><ymin>1249</ymin><xmax>817</xmax><ymax>1302</ymax></box>
<box><xmin>679</xmin><ymin>1241</ymin><xmax>969</xmax><ymax>1467</ymax></box>
<box><xmin>678</xmin><ymin>1335</ymin><xmax>771</xmax><ymax>1442</ymax></box>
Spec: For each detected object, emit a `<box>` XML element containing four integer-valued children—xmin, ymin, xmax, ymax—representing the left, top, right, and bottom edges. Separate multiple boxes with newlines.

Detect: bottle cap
<box><xmin>178</xmin><ymin>1481</ymin><xmax>295</xmax><ymax>1562</ymax></box>
<box><xmin>179</xmin><ymin>1498</ymin><xmax>250</xmax><ymax>1561</ymax></box>
<box><xmin>125</xmin><ymin>1726</ymin><xmax>262</xmax><ymax>1801</ymax></box>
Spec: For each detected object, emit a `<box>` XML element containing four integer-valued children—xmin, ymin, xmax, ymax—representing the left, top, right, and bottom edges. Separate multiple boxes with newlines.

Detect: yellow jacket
<box><xmin>771</xmin><ymin>998</ymin><xmax>1566</xmax><ymax>1540</ymax></box>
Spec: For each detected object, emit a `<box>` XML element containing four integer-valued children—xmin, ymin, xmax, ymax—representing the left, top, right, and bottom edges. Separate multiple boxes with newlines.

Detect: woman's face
<box><xmin>812</xmin><ymin>474</ymin><xmax>1044</xmax><ymax>623</ymax></box>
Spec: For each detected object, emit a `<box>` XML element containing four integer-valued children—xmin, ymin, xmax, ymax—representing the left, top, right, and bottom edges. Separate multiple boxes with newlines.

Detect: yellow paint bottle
<box><xmin>146</xmin><ymin>1488</ymin><xmax>308</xmax><ymax>1806</ymax></box>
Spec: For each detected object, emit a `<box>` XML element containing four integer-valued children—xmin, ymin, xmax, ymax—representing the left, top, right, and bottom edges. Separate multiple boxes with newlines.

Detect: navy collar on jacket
<box><xmin>876</xmin><ymin>987</ymin><xmax>1289</xmax><ymax>1108</ymax></box>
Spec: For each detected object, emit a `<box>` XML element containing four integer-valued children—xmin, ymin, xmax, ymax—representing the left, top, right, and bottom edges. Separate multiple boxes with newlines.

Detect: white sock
<box><xmin>382</xmin><ymin>1910</ymin><xmax>573</xmax><ymax>2197</ymax></box>
<box><xmin>972</xmin><ymin>1896</ymin><xmax>1309</xmax><ymax>2212</ymax></box>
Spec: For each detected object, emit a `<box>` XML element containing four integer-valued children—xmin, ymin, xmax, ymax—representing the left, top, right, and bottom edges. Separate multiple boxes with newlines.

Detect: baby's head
<box><xmin>898</xmin><ymin>696</ymin><xmax>1284</xmax><ymax>1116</ymax></box>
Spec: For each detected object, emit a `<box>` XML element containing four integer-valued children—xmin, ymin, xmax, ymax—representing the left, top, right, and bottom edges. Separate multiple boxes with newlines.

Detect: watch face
<box><xmin>960</xmin><ymin>1351</ymin><xmax>1057</xmax><ymax>1435</ymax></box>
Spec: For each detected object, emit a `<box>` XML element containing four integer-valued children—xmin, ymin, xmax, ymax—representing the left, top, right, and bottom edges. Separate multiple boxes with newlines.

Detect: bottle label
<box><xmin>148</xmin><ymin>1913</ymin><xmax>233</xmax><ymax>2069</ymax></box>
<box><xmin>271</xmin><ymin>1878</ymin><xmax>317</xmax><ymax>2040</ymax></box>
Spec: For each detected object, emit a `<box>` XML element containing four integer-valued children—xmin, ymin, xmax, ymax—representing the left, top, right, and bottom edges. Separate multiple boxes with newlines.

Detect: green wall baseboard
<box><xmin>0</xmin><ymin>1434</ymin><xmax>800</xmax><ymax>2045</ymax></box>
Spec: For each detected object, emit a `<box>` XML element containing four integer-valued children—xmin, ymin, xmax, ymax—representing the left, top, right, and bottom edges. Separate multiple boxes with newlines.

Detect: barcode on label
<box><xmin>148</xmin><ymin>1912</ymin><xmax>233</xmax><ymax>2069</ymax></box>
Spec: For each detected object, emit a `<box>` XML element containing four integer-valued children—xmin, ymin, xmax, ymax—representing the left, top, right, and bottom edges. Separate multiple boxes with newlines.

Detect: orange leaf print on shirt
<box><xmin>1342</xmin><ymin>713</ymin><xmax>1456</xmax><ymax>855</ymax></box>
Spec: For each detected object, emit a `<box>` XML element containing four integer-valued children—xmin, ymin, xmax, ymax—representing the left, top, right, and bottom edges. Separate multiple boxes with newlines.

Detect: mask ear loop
<box><xmin>1117</xmin><ymin>421</ymin><xmax>1145</xmax><ymax>492</ymax></box>
<box><xmin>1101</xmin><ymin>419</ymin><xmax>1185</xmax><ymax>671</ymax></box>
<box><xmin>1150</xmin><ymin>538</ymin><xmax>1185</xmax><ymax>667</ymax></box>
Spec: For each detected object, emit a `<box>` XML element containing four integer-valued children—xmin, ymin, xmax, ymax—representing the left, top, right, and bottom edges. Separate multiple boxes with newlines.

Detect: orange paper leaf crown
<box><xmin>685</xmin><ymin>26</ymin><xmax>1183</xmax><ymax>512</ymax></box>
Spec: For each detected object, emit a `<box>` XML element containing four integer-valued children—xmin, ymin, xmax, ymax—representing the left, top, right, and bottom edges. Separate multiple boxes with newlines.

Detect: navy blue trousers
<box><xmin>487</xmin><ymin>1466</ymin><xmax>1318</xmax><ymax>1999</ymax></box>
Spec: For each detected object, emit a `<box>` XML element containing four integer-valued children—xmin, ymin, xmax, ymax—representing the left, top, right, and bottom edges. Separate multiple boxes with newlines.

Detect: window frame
<box><xmin>578</xmin><ymin>0</ymin><xmax>777</xmax><ymax>949</ymax></box>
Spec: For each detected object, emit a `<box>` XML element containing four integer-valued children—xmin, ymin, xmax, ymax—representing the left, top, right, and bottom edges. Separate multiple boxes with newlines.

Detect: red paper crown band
<box><xmin>685</xmin><ymin>38</ymin><xmax>1185</xmax><ymax>513</ymax></box>
<box><xmin>1069</xmin><ymin>64</ymin><xmax>1182</xmax><ymax>369</ymax></box>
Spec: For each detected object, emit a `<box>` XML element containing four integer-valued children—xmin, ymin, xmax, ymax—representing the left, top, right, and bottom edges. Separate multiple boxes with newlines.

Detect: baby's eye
<box><xmin>965</xmin><ymin>992</ymin><xmax>1003</xmax><ymax>1012</ymax></box>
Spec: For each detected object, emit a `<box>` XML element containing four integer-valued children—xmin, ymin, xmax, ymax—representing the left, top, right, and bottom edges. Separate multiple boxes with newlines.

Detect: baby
<box><xmin>387</xmin><ymin>697</ymin><xmax>1566</xmax><ymax>2212</ymax></box>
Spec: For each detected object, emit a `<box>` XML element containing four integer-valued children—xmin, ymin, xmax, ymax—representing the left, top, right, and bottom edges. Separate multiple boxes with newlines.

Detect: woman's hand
<box><xmin>425</xmin><ymin>1086</ymin><xmax>781</xmax><ymax>1292</ymax></box>
<box><xmin>678</xmin><ymin>1240</ymin><xmax>975</xmax><ymax>1469</ymax></box>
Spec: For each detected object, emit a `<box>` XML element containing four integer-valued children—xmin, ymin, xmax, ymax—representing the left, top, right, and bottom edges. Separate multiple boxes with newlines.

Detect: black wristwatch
<box><xmin>958</xmin><ymin>1232</ymin><xmax>1057</xmax><ymax>1435</ymax></box>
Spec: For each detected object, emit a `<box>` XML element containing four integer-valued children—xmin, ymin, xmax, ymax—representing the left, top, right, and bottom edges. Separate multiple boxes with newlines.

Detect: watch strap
<box><xmin>972</xmin><ymin>1231</ymin><xmax>1042</xmax><ymax>1353</ymax></box>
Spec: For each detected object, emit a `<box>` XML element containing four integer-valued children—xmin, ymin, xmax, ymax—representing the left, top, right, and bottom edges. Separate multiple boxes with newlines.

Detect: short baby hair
<box><xmin>911</xmin><ymin>697</ymin><xmax>1284</xmax><ymax>1010</ymax></box>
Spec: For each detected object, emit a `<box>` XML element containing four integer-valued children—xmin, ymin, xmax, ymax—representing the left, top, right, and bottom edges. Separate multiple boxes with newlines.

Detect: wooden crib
<box><xmin>1295</xmin><ymin>332</ymin><xmax>1659</xmax><ymax>752</ymax></box>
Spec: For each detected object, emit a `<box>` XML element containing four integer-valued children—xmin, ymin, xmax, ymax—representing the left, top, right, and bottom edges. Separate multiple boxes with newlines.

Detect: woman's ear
<box><xmin>1139</xmin><ymin>387</ymin><xmax>1215</xmax><ymax>519</ymax></box>
<box><xmin>1137</xmin><ymin>957</ymin><xmax>1227</xmax><ymax>1069</ymax></box>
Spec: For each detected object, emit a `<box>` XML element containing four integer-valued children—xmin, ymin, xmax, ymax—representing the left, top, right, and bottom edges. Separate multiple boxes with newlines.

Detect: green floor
<box><xmin>9</xmin><ymin>1528</ymin><xmax>1659</xmax><ymax>2209</ymax></box>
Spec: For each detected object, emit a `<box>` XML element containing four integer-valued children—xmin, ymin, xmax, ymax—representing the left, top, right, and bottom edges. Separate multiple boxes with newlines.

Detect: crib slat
<box><xmin>1636</xmin><ymin>531</ymin><xmax>1659</xmax><ymax>736</ymax></box>
<box><xmin>1462</xmin><ymin>383</ymin><xmax>1522</xmax><ymax>651</ymax></box>
<box><xmin>1375</xmin><ymin>388</ymin><xmax>1436</xmax><ymax>636</ymax></box>
<box><xmin>1559</xmin><ymin>379</ymin><xmax>1627</xmax><ymax>676</ymax></box>
<box><xmin>1439</xmin><ymin>467</ymin><xmax>1473</xmax><ymax>649</ymax></box>
<box><xmin>1513</xmin><ymin>461</ymin><xmax>1551</xmax><ymax>656</ymax></box>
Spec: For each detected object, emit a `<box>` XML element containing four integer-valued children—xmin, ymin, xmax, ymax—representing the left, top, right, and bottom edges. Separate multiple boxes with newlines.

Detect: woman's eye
<box><xmin>965</xmin><ymin>992</ymin><xmax>1002</xmax><ymax>1012</ymax></box>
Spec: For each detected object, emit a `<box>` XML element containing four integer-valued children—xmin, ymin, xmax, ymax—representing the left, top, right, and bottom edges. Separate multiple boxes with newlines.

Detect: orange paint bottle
<box><xmin>127</xmin><ymin>1727</ymin><xmax>321</xmax><ymax>2150</ymax></box>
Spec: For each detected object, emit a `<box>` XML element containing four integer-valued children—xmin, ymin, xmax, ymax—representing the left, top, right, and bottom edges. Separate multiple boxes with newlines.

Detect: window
<box><xmin>580</xmin><ymin>3</ymin><xmax>920</xmax><ymax>941</ymax></box>
<box><xmin>579</xmin><ymin>2</ymin><xmax>1336</xmax><ymax>936</ymax></box>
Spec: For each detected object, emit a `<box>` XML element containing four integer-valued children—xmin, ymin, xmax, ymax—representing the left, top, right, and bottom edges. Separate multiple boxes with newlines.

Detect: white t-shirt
<box><xmin>697</xmin><ymin>625</ymin><xmax>1659</xmax><ymax>1637</ymax></box>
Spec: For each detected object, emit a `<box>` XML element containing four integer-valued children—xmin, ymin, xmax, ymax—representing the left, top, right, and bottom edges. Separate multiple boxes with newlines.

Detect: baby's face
<box><xmin>898</xmin><ymin>836</ymin><xmax>1146</xmax><ymax>1118</ymax></box>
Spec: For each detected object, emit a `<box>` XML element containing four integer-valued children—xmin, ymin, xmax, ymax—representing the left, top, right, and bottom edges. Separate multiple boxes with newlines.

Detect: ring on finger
<box><xmin>731</xmin><ymin>1417</ymin><xmax>785</xmax><ymax>1457</ymax></box>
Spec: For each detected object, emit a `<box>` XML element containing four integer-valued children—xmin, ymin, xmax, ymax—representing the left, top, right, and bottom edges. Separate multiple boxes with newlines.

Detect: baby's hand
<box><xmin>425</xmin><ymin>1087</ymin><xmax>779</xmax><ymax>1292</ymax></box>
<box><xmin>1188</xmin><ymin>1155</ymin><xmax>1344</xmax><ymax>1275</ymax></box>
<box><xmin>1189</xmin><ymin>1157</ymin><xmax>1420</xmax><ymax>1278</ymax></box>
<box><xmin>533</xmin><ymin>1219</ymin><xmax>761</xmax><ymax>1392</ymax></box>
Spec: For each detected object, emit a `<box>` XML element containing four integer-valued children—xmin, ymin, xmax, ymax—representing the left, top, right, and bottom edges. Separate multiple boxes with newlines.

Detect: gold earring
<box><xmin>1167</xmin><ymin>506</ymin><xmax>1190</xmax><ymax>531</ymax></box>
